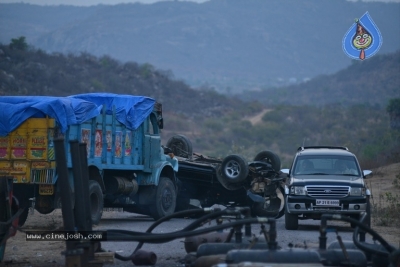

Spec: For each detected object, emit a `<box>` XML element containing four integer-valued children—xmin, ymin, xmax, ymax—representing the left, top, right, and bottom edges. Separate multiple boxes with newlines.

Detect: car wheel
<box><xmin>150</xmin><ymin>177</ymin><xmax>177</xmax><ymax>220</ymax></box>
<box><xmin>166</xmin><ymin>134</ymin><xmax>193</xmax><ymax>158</ymax></box>
<box><xmin>285</xmin><ymin>208</ymin><xmax>298</xmax><ymax>230</ymax></box>
<box><xmin>216</xmin><ymin>166</ymin><xmax>244</xmax><ymax>191</ymax></box>
<box><xmin>252</xmin><ymin>185</ymin><xmax>285</xmax><ymax>219</ymax></box>
<box><xmin>220</xmin><ymin>154</ymin><xmax>249</xmax><ymax>183</ymax></box>
<box><xmin>89</xmin><ymin>180</ymin><xmax>104</xmax><ymax>225</ymax></box>
<box><xmin>254</xmin><ymin>150</ymin><xmax>281</xmax><ymax>172</ymax></box>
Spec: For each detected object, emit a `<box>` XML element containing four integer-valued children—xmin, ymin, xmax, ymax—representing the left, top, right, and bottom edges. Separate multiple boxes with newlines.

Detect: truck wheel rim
<box><xmin>162</xmin><ymin>188</ymin><xmax>172</xmax><ymax>210</ymax></box>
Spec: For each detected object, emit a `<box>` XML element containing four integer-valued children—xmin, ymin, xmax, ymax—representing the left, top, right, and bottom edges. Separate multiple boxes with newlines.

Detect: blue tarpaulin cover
<box><xmin>0</xmin><ymin>96</ymin><xmax>102</xmax><ymax>136</ymax></box>
<box><xmin>68</xmin><ymin>93</ymin><xmax>155</xmax><ymax>130</ymax></box>
<box><xmin>0</xmin><ymin>94</ymin><xmax>155</xmax><ymax>136</ymax></box>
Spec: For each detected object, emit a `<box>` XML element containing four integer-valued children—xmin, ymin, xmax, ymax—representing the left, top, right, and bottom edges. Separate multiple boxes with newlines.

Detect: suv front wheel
<box><xmin>285</xmin><ymin>208</ymin><xmax>298</xmax><ymax>230</ymax></box>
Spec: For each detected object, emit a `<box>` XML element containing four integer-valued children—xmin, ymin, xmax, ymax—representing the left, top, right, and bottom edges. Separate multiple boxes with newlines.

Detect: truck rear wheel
<box><xmin>89</xmin><ymin>180</ymin><xmax>103</xmax><ymax>225</ymax></box>
<box><xmin>150</xmin><ymin>177</ymin><xmax>176</xmax><ymax>220</ymax></box>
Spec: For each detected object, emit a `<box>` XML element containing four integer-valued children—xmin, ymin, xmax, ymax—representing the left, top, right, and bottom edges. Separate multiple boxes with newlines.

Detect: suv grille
<box><xmin>306</xmin><ymin>186</ymin><xmax>349</xmax><ymax>198</ymax></box>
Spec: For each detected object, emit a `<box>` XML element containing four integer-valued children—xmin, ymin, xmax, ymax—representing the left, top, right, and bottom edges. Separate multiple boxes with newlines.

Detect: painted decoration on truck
<box><xmin>115</xmin><ymin>131</ymin><xmax>122</xmax><ymax>158</ymax></box>
<box><xmin>0</xmin><ymin>137</ymin><xmax>8</xmax><ymax>159</ymax></box>
<box><xmin>125</xmin><ymin>131</ymin><xmax>131</xmax><ymax>156</ymax></box>
<box><xmin>81</xmin><ymin>129</ymin><xmax>91</xmax><ymax>156</ymax></box>
<box><xmin>106</xmin><ymin>130</ymin><xmax>112</xmax><ymax>152</ymax></box>
<box><xmin>95</xmin><ymin>130</ymin><xmax>102</xmax><ymax>157</ymax></box>
<box><xmin>47</xmin><ymin>129</ymin><xmax>55</xmax><ymax>160</ymax></box>
<box><xmin>11</xmin><ymin>135</ymin><xmax>27</xmax><ymax>159</ymax></box>
<box><xmin>30</xmin><ymin>135</ymin><xmax>46</xmax><ymax>159</ymax></box>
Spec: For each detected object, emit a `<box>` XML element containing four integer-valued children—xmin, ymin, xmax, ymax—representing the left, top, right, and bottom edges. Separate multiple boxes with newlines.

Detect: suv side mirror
<box><xmin>363</xmin><ymin>170</ymin><xmax>372</xmax><ymax>178</ymax></box>
<box><xmin>280</xmin><ymin>168</ymin><xmax>290</xmax><ymax>178</ymax></box>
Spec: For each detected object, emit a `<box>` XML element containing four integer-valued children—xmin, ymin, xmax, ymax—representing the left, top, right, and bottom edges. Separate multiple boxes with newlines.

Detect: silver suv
<box><xmin>282</xmin><ymin>146</ymin><xmax>372</xmax><ymax>230</ymax></box>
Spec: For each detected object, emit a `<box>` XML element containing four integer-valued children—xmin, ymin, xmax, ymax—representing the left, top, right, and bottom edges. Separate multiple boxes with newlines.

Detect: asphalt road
<box><xmin>97</xmin><ymin>209</ymin><xmax>374</xmax><ymax>267</ymax></box>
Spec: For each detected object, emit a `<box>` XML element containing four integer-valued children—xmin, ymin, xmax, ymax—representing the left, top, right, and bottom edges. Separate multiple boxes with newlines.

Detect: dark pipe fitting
<box><xmin>193</xmin><ymin>254</ymin><xmax>225</xmax><ymax>267</ymax></box>
<box><xmin>183</xmin><ymin>231</ymin><xmax>230</xmax><ymax>253</ymax></box>
<box><xmin>225</xmin><ymin>228</ymin><xmax>234</xmax><ymax>243</ymax></box>
<box><xmin>234</xmin><ymin>225</ymin><xmax>242</xmax><ymax>244</ymax></box>
<box><xmin>268</xmin><ymin>219</ymin><xmax>278</xmax><ymax>250</ymax></box>
<box><xmin>131</xmin><ymin>250</ymin><xmax>157</xmax><ymax>266</ymax></box>
<box><xmin>261</xmin><ymin>224</ymin><xmax>269</xmax><ymax>243</ymax></box>
<box><xmin>319</xmin><ymin>215</ymin><xmax>328</xmax><ymax>250</ymax></box>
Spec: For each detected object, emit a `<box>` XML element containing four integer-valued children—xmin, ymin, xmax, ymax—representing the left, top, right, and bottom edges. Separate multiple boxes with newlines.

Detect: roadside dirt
<box><xmin>1</xmin><ymin>163</ymin><xmax>399</xmax><ymax>267</ymax></box>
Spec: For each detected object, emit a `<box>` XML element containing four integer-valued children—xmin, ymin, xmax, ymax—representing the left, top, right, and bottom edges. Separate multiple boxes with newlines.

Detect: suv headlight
<box><xmin>290</xmin><ymin>186</ymin><xmax>306</xmax><ymax>195</ymax></box>
<box><xmin>350</xmin><ymin>187</ymin><xmax>365</xmax><ymax>196</ymax></box>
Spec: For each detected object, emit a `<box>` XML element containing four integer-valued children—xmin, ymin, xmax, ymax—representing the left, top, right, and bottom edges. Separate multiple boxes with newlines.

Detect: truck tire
<box><xmin>150</xmin><ymin>177</ymin><xmax>177</xmax><ymax>220</ymax></box>
<box><xmin>254</xmin><ymin>150</ymin><xmax>281</xmax><ymax>172</ymax></box>
<box><xmin>285</xmin><ymin>208</ymin><xmax>298</xmax><ymax>230</ymax></box>
<box><xmin>220</xmin><ymin>154</ymin><xmax>249</xmax><ymax>184</ymax></box>
<box><xmin>18</xmin><ymin>207</ymin><xmax>29</xmax><ymax>227</ymax></box>
<box><xmin>35</xmin><ymin>195</ymin><xmax>55</xmax><ymax>214</ymax></box>
<box><xmin>88</xmin><ymin>180</ymin><xmax>103</xmax><ymax>225</ymax></box>
<box><xmin>166</xmin><ymin>135</ymin><xmax>193</xmax><ymax>158</ymax></box>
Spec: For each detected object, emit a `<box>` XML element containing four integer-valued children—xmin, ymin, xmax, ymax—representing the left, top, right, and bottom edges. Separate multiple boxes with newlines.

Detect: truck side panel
<box><xmin>0</xmin><ymin>118</ymin><xmax>56</xmax><ymax>186</ymax></box>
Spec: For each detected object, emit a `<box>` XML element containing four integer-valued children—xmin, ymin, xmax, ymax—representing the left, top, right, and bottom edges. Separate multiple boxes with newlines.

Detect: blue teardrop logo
<box><xmin>342</xmin><ymin>12</ymin><xmax>383</xmax><ymax>60</ymax></box>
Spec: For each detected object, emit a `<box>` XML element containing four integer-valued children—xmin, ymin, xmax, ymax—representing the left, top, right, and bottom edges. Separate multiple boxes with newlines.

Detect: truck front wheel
<box><xmin>88</xmin><ymin>180</ymin><xmax>103</xmax><ymax>225</ymax></box>
<box><xmin>150</xmin><ymin>177</ymin><xmax>176</xmax><ymax>220</ymax></box>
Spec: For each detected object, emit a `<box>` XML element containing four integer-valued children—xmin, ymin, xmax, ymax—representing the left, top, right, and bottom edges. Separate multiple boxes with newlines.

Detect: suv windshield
<box><xmin>293</xmin><ymin>155</ymin><xmax>361</xmax><ymax>176</ymax></box>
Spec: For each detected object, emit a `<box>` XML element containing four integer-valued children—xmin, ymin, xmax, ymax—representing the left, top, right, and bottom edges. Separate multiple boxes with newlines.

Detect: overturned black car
<box><xmin>165</xmin><ymin>135</ymin><xmax>286</xmax><ymax>218</ymax></box>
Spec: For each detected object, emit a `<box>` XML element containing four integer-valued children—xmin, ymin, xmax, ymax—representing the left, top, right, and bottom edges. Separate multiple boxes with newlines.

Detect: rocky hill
<box><xmin>238</xmin><ymin>50</ymin><xmax>400</xmax><ymax>107</ymax></box>
<box><xmin>0</xmin><ymin>43</ymin><xmax>261</xmax><ymax>120</ymax></box>
<box><xmin>0</xmin><ymin>41</ymin><xmax>398</xmax><ymax>165</ymax></box>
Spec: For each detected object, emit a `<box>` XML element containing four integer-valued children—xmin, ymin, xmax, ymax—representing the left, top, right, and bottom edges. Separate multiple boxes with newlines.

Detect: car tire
<box><xmin>252</xmin><ymin>185</ymin><xmax>285</xmax><ymax>219</ymax></box>
<box><xmin>88</xmin><ymin>180</ymin><xmax>104</xmax><ymax>225</ymax></box>
<box><xmin>150</xmin><ymin>177</ymin><xmax>177</xmax><ymax>220</ymax></box>
<box><xmin>216</xmin><ymin>166</ymin><xmax>244</xmax><ymax>191</ymax></box>
<box><xmin>166</xmin><ymin>135</ymin><xmax>193</xmax><ymax>158</ymax></box>
<box><xmin>220</xmin><ymin>154</ymin><xmax>249</xmax><ymax>184</ymax></box>
<box><xmin>254</xmin><ymin>150</ymin><xmax>281</xmax><ymax>172</ymax></box>
<box><xmin>285</xmin><ymin>208</ymin><xmax>298</xmax><ymax>230</ymax></box>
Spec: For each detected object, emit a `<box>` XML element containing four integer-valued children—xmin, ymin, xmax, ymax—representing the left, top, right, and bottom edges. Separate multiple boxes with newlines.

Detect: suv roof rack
<box><xmin>297</xmin><ymin>146</ymin><xmax>349</xmax><ymax>151</ymax></box>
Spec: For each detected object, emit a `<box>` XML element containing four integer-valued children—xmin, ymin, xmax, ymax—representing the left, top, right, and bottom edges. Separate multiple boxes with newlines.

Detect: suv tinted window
<box><xmin>293</xmin><ymin>155</ymin><xmax>360</xmax><ymax>176</ymax></box>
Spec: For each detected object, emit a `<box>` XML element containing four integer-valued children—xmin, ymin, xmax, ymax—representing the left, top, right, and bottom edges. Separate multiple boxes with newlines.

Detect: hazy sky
<box><xmin>0</xmin><ymin>0</ymin><xmax>399</xmax><ymax>6</ymax></box>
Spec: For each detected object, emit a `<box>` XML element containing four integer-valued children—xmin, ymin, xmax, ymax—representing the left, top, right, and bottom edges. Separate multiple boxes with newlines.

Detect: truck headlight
<box><xmin>290</xmin><ymin>186</ymin><xmax>306</xmax><ymax>195</ymax></box>
<box><xmin>350</xmin><ymin>187</ymin><xmax>365</xmax><ymax>196</ymax></box>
